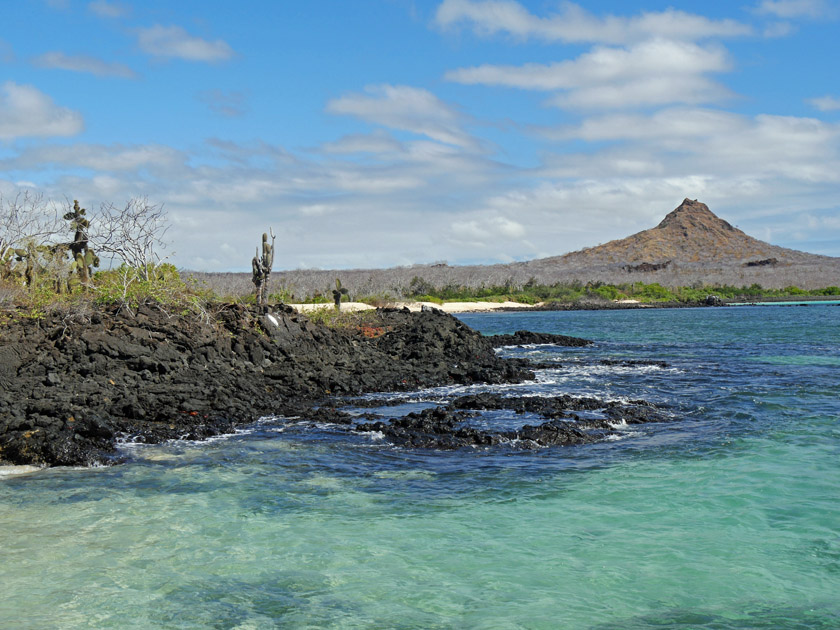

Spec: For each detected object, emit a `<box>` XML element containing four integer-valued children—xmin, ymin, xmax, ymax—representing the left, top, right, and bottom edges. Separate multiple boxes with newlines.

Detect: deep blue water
<box><xmin>1</xmin><ymin>305</ymin><xmax>839</xmax><ymax>629</ymax></box>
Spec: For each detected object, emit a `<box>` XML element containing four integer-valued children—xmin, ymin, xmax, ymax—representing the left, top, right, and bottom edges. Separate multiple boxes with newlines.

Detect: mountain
<box><xmin>208</xmin><ymin>198</ymin><xmax>840</xmax><ymax>295</ymax></box>
<box><xmin>546</xmin><ymin>198</ymin><xmax>822</xmax><ymax>267</ymax></box>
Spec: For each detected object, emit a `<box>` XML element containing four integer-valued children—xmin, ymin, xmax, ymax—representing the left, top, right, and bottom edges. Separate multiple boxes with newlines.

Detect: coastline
<box><xmin>6</xmin><ymin>296</ymin><xmax>836</xmax><ymax>468</ymax></box>
<box><xmin>0</xmin><ymin>304</ymin><xmax>534</xmax><ymax>468</ymax></box>
<box><xmin>289</xmin><ymin>301</ymin><xmax>542</xmax><ymax>314</ymax></box>
<box><xmin>291</xmin><ymin>295</ymin><xmax>840</xmax><ymax>314</ymax></box>
<box><xmin>290</xmin><ymin>299</ymin><xmax>704</xmax><ymax>314</ymax></box>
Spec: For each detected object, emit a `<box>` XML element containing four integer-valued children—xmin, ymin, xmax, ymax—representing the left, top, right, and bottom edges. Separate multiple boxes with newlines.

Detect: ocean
<box><xmin>2</xmin><ymin>305</ymin><xmax>839</xmax><ymax>629</ymax></box>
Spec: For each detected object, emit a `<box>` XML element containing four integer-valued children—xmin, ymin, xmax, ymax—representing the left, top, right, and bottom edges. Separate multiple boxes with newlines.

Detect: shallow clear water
<box><xmin>2</xmin><ymin>306</ymin><xmax>839</xmax><ymax>629</ymax></box>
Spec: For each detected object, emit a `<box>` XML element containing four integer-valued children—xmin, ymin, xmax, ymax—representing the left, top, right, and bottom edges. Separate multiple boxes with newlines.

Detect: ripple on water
<box><xmin>2</xmin><ymin>306</ymin><xmax>840</xmax><ymax>628</ymax></box>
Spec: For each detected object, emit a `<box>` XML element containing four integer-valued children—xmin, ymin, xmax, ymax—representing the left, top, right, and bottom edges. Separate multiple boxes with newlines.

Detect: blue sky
<box><xmin>2</xmin><ymin>0</ymin><xmax>839</xmax><ymax>271</ymax></box>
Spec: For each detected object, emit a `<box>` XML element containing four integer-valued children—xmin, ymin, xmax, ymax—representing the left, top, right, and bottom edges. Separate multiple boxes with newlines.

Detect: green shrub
<box><xmin>90</xmin><ymin>263</ymin><xmax>217</xmax><ymax>318</ymax></box>
<box><xmin>814</xmin><ymin>286</ymin><xmax>840</xmax><ymax>296</ymax></box>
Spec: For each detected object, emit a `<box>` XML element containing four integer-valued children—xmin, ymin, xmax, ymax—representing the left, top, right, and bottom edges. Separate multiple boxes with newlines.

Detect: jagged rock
<box><xmin>744</xmin><ymin>258</ymin><xmax>779</xmax><ymax>267</ymax></box>
<box><xmin>0</xmin><ymin>304</ymin><xmax>533</xmax><ymax>466</ymax></box>
<box><xmin>353</xmin><ymin>393</ymin><xmax>669</xmax><ymax>450</ymax></box>
<box><xmin>487</xmin><ymin>330</ymin><xmax>593</xmax><ymax>348</ymax></box>
<box><xmin>599</xmin><ymin>358</ymin><xmax>669</xmax><ymax>368</ymax></box>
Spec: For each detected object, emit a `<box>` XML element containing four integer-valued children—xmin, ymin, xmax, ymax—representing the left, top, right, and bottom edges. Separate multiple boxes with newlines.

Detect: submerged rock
<box><xmin>352</xmin><ymin>393</ymin><xmax>669</xmax><ymax>450</ymax></box>
<box><xmin>487</xmin><ymin>330</ymin><xmax>593</xmax><ymax>348</ymax></box>
<box><xmin>599</xmin><ymin>359</ymin><xmax>669</xmax><ymax>368</ymax></box>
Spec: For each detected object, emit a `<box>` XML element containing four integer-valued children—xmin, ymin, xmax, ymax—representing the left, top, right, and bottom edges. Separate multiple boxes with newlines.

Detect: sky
<box><xmin>1</xmin><ymin>0</ymin><xmax>839</xmax><ymax>271</ymax></box>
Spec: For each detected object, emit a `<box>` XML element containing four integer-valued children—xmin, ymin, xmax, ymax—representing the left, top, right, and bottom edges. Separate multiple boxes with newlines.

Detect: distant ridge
<box><xmin>545</xmin><ymin>198</ymin><xmax>825</xmax><ymax>266</ymax></box>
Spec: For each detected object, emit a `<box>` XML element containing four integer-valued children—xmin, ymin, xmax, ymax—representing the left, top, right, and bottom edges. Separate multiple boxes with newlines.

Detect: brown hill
<box><xmin>553</xmin><ymin>198</ymin><xmax>820</xmax><ymax>266</ymax></box>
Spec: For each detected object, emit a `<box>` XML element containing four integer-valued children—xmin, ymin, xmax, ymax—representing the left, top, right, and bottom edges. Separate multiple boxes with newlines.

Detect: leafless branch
<box><xmin>0</xmin><ymin>192</ymin><xmax>62</xmax><ymax>263</ymax></box>
<box><xmin>88</xmin><ymin>197</ymin><xmax>171</xmax><ymax>280</ymax></box>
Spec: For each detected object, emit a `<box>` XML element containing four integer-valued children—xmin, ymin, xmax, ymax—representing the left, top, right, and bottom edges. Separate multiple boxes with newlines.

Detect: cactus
<box><xmin>0</xmin><ymin>250</ymin><xmax>12</xmax><ymax>282</ymax></box>
<box><xmin>251</xmin><ymin>228</ymin><xmax>275</xmax><ymax>307</ymax></box>
<box><xmin>13</xmin><ymin>242</ymin><xmax>62</xmax><ymax>290</ymax></box>
<box><xmin>13</xmin><ymin>245</ymin><xmax>36</xmax><ymax>287</ymax></box>
<box><xmin>332</xmin><ymin>278</ymin><xmax>349</xmax><ymax>311</ymax></box>
<box><xmin>63</xmin><ymin>200</ymin><xmax>98</xmax><ymax>285</ymax></box>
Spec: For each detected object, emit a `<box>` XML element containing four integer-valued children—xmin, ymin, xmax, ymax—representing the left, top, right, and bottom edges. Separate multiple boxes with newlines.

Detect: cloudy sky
<box><xmin>2</xmin><ymin>0</ymin><xmax>839</xmax><ymax>270</ymax></box>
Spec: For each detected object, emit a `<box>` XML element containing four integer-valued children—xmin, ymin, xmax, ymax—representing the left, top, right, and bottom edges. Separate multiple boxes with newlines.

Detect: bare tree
<box><xmin>0</xmin><ymin>192</ymin><xmax>61</xmax><ymax>269</ymax></box>
<box><xmin>88</xmin><ymin>197</ymin><xmax>170</xmax><ymax>280</ymax></box>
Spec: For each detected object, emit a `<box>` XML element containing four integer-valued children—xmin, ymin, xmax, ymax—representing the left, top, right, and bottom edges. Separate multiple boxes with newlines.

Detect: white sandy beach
<box><xmin>289</xmin><ymin>301</ymin><xmax>542</xmax><ymax>314</ymax></box>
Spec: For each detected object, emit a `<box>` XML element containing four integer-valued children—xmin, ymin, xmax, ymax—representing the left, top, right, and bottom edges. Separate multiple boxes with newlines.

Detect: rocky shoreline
<box><xmin>0</xmin><ymin>301</ymin><xmax>676</xmax><ymax>468</ymax></box>
<box><xmin>1</xmin><ymin>304</ymin><xmax>572</xmax><ymax>467</ymax></box>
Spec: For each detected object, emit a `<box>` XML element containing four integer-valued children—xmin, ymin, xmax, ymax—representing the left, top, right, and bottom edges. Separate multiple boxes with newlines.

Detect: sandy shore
<box><xmin>289</xmin><ymin>301</ymin><xmax>542</xmax><ymax>314</ymax></box>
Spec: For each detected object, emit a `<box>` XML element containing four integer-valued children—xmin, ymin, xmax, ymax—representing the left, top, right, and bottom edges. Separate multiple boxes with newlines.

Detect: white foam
<box><xmin>0</xmin><ymin>465</ymin><xmax>44</xmax><ymax>478</ymax></box>
<box><xmin>558</xmin><ymin>364</ymin><xmax>682</xmax><ymax>377</ymax></box>
<box><xmin>604</xmin><ymin>431</ymin><xmax>641</xmax><ymax>441</ymax></box>
<box><xmin>116</xmin><ymin>414</ymin><xmax>289</xmax><ymax>451</ymax></box>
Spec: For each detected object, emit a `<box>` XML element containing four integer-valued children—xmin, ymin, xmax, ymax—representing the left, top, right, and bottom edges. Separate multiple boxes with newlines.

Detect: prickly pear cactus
<box><xmin>63</xmin><ymin>200</ymin><xmax>98</xmax><ymax>285</ymax></box>
<box><xmin>332</xmin><ymin>278</ymin><xmax>349</xmax><ymax>311</ymax></box>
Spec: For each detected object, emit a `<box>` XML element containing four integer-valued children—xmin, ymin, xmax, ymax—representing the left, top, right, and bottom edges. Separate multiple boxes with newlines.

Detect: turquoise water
<box><xmin>2</xmin><ymin>306</ymin><xmax>839</xmax><ymax>629</ymax></box>
<box><xmin>729</xmin><ymin>300</ymin><xmax>840</xmax><ymax>306</ymax></box>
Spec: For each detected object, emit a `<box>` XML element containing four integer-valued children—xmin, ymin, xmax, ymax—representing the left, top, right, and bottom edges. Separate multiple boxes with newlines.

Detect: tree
<box><xmin>87</xmin><ymin>197</ymin><xmax>170</xmax><ymax>281</ymax></box>
<box><xmin>0</xmin><ymin>192</ymin><xmax>61</xmax><ymax>281</ymax></box>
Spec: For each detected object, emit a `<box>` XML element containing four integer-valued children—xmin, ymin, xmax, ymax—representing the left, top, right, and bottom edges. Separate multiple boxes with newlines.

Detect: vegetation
<box><xmin>251</xmin><ymin>229</ymin><xmax>275</xmax><ymax>307</ymax></box>
<box><xmin>3</xmin><ymin>192</ymin><xmax>838</xmax><ymax>326</ymax></box>
<box><xmin>0</xmin><ymin>194</ymin><xmax>212</xmax><ymax>321</ymax></box>
<box><xmin>401</xmin><ymin>280</ymin><xmax>840</xmax><ymax>305</ymax></box>
<box><xmin>63</xmin><ymin>200</ymin><xmax>99</xmax><ymax>286</ymax></box>
<box><xmin>332</xmin><ymin>278</ymin><xmax>349</xmax><ymax>310</ymax></box>
<box><xmin>304</xmin><ymin>305</ymin><xmax>388</xmax><ymax>334</ymax></box>
<box><xmin>182</xmin><ymin>271</ymin><xmax>840</xmax><ymax>308</ymax></box>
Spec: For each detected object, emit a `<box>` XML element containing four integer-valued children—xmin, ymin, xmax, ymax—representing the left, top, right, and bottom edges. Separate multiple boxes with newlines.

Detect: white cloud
<box><xmin>0</xmin><ymin>82</ymin><xmax>83</xmax><ymax>140</ymax></box>
<box><xmin>204</xmin><ymin>138</ymin><xmax>295</xmax><ymax>167</ymax></box>
<box><xmin>299</xmin><ymin>203</ymin><xmax>338</xmax><ymax>217</ymax></box>
<box><xmin>809</xmin><ymin>95</ymin><xmax>840</xmax><ymax>111</ymax></box>
<box><xmin>5</xmin><ymin>143</ymin><xmax>186</xmax><ymax>172</ymax></box>
<box><xmin>322</xmin><ymin>131</ymin><xmax>404</xmax><ymax>155</ymax></box>
<box><xmin>450</xmin><ymin>216</ymin><xmax>526</xmax><ymax>245</ymax></box>
<box><xmin>198</xmin><ymin>89</ymin><xmax>248</xmax><ymax>117</ymax></box>
<box><xmin>88</xmin><ymin>0</ymin><xmax>130</xmax><ymax>18</ymax></box>
<box><xmin>754</xmin><ymin>0</ymin><xmax>831</xmax><ymax>18</ymax></box>
<box><xmin>447</xmin><ymin>39</ymin><xmax>732</xmax><ymax>109</ymax></box>
<box><xmin>540</xmin><ymin>109</ymin><xmax>840</xmax><ymax>184</ymax></box>
<box><xmin>330</xmin><ymin>169</ymin><xmax>424</xmax><ymax>193</ymax></box>
<box><xmin>435</xmin><ymin>0</ymin><xmax>751</xmax><ymax>44</ymax></box>
<box><xmin>493</xmin><ymin>216</ymin><xmax>526</xmax><ymax>238</ymax></box>
<box><xmin>326</xmin><ymin>84</ymin><xmax>480</xmax><ymax>150</ymax></box>
<box><xmin>546</xmin><ymin>108</ymin><xmax>745</xmax><ymax>142</ymax></box>
<box><xmin>136</xmin><ymin>25</ymin><xmax>234</xmax><ymax>62</ymax></box>
<box><xmin>550</xmin><ymin>75</ymin><xmax>731</xmax><ymax>110</ymax></box>
<box><xmin>762</xmin><ymin>21</ymin><xmax>795</xmax><ymax>36</ymax></box>
<box><xmin>32</xmin><ymin>51</ymin><xmax>137</xmax><ymax>78</ymax></box>
<box><xmin>448</xmin><ymin>40</ymin><xmax>729</xmax><ymax>90</ymax></box>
